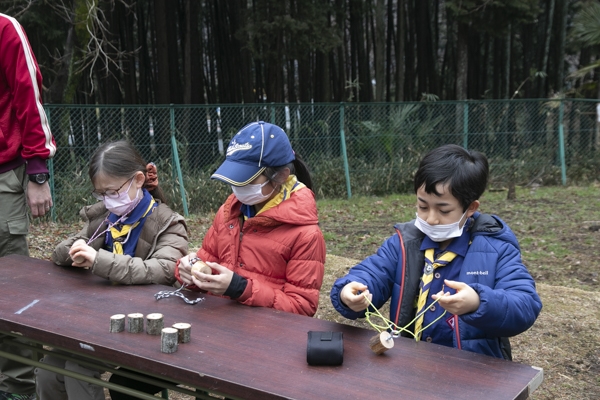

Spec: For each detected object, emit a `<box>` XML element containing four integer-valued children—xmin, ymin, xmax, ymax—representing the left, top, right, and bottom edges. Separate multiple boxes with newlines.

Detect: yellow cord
<box><xmin>363</xmin><ymin>292</ymin><xmax>448</xmax><ymax>342</ymax></box>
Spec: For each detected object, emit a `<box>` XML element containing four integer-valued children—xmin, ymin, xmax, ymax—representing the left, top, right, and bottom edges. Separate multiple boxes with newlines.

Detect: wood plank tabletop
<box><xmin>0</xmin><ymin>254</ymin><xmax>542</xmax><ymax>399</ymax></box>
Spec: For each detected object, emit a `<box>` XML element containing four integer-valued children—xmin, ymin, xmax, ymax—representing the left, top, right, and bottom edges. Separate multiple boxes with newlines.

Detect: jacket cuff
<box><xmin>223</xmin><ymin>272</ymin><xmax>248</xmax><ymax>299</ymax></box>
<box><xmin>237</xmin><ymin>279</ymin><xmax>253</xmax><ymax>302</ymax></box>
<box><xmin>26</xmin><ymin>157</ymin><xmax>49</xmax><ymax>175</ymax></box>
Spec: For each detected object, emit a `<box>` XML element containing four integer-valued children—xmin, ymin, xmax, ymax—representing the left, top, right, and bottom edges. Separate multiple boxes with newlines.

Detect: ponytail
<box><xmin>291</xmin><ymin>154</ymin><xmax>313</xmax><ymax>191</ymax></box>
<box><xmin>264</xmin><ymin>152</ymin><xmax>314</xmax><ymax>191</ymax></box>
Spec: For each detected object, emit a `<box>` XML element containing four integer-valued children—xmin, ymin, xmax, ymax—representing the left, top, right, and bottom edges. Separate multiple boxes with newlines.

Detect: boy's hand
<box><xmin>431</xmin><ymin>279</ymin><xmax>480</xmax><ymax>315</ymax></box>
<box><xmin>340</xmin><ymin>282</ymin><xmax>372</xmax><ymax>312</ymax></box>
<box><xmin>69</xmin><ymin>239</ymin><xmax>97</xmax><ymax>269</ymax></box>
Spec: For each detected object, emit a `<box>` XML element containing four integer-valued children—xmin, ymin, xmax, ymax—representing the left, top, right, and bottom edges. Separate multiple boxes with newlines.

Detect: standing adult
<box><xmin>0</xmin><ymin>12</ymin><xmax>56</xmax><ymax>400</ymax></box>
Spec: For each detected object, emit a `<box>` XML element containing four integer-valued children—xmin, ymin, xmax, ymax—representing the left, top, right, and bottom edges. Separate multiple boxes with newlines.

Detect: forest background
<box><xmin>2</xmin><ymin>0</ymin><xmax>600</xmax><ymax>106</ymax></box>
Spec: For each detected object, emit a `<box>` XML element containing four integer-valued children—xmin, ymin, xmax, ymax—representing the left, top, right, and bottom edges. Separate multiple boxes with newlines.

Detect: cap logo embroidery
<box><xmin>226</xmin><ymin>140</ymin><xmax>253</xmax><ymax>156</ymax></box>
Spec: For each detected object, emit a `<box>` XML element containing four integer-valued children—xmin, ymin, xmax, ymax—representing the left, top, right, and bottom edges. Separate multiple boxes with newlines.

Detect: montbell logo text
<box><xmin>226</xmin><ymin>140</ymin><xmax>253</xmax><ymax>156</ymax></box>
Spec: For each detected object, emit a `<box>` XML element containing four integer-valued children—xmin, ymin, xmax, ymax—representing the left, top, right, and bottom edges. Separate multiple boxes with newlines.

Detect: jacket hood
<box><xmin>223</xmin><ymin>186</ymin><xmax>319</xmax><ymax>226</ymax></box>
<box><xmin>470</xmin><ymin>212</ymin><xmax>521</xmax><ymax>251</ymax></box>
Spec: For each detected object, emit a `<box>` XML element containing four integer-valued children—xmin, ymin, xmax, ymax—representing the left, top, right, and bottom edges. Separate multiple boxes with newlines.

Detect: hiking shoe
<box><xmin>0</xmin><ymin>391</ymin><xmax>36</xmax><ymax>400</ymax></box>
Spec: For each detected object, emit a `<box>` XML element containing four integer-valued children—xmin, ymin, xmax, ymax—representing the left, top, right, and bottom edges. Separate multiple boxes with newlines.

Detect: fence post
<box><xmin>558</xmin><ymin>100</ymin><xmax>567</xmax><ymax>185</ymax></box>
<box><xmin>462</xmin><ymin>101</ymin><xmax>469</xmax><ymax>149</ymax></box>
<box><xmin>339</xmin><ymin>102</ymin><xmax>352</xmax><ymax>198</ymax></box>
<box><xmin>170</xmin><ymin>105</ymin><xmax>189</xmax><ymax>216</ymax></box>
<box><xmin>45</xmin><ymin>106</ymin><xmax>56</xmax><ymax>222</ymax></box>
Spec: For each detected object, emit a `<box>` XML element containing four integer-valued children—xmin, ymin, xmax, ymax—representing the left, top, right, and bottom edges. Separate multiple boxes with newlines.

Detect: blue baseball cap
<box><xmin>211</xmin><ymin>121</ymin><xmax>295</xmax><ymax>186</ymax></box>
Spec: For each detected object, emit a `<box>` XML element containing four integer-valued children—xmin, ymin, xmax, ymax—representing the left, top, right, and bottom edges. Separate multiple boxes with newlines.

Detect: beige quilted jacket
<box><xmin>52</xmin><ymin>200</ymin><xmax>188</xmax><ymax>286</ymax></box>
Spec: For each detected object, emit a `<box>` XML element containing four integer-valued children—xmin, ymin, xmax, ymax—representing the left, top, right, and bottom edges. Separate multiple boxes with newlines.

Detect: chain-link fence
<box><xmin>45</xmin><ymin>99</ymin><xmax>600</xmax><ymax>222</ymax></box>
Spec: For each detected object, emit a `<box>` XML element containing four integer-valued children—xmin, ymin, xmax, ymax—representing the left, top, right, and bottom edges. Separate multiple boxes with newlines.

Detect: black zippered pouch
<box><xmin>306</xmin><ymin>331</ymin><xmax>344</xmax><ymax>366</ymax></box>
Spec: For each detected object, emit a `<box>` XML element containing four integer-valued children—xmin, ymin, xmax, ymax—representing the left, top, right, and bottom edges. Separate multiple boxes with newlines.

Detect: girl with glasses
<box><xmin>36</xmin><ymin>140</ymin><xmax>188</xmax><ymax>400</ymax></box>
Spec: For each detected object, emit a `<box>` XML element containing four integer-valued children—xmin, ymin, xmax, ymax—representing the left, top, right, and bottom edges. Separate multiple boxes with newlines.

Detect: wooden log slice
<box><xmin>172</xmin><ymin>322</ymin><xmax>191</xmax><ymax>343</ymax></box>
<box><xmin>369</xmin><ymin>331</ymin><xmax>394</xmax><ymax>355</ymax></box>
<box><xmin>127</xmin><ymin>313</ymin><xmax>144</xmax><ymax>333</ymax></box>
<box><xmin>146</xmin><ymin>313</ymin><xmax>164</xmax><ymax>335</ymax></box>
<box><xmin>161</xmin><ymin>327</ymin><xmax>179</xmax><ymax>353</ymax></box>
<box><xmin>191</xmin><ymin>259</ymin><xmax>212</xmax><ymax>281</ymax></box>
<box><xmin>109</xmin><ymin>314</ymin><xmax>125</xmax><ymax>333</ymax></box>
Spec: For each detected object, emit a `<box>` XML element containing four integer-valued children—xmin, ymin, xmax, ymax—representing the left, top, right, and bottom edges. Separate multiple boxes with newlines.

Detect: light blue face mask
<box><xmin>414</xmin><ymin>211</ymin><xmax>468</xmax><ymax>242</ymax></box>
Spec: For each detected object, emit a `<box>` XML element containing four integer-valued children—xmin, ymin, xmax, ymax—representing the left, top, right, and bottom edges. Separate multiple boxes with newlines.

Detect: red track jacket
<box><xmin>0</xmin><ymin>13</ymin><xmax>55</xmax><ymax>175</ymax></box>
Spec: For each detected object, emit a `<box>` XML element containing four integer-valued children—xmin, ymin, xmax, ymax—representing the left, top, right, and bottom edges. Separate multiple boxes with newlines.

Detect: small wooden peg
<box><xmin>172</xmin><ymin>322</ymin><xmax>191</xmax><ymax>343</ymax></box>
<box><xmin>109</xmin><ymin>314</ymin><xmax>125</xmax><ymax>333</ymax></box>
<box><xmin>161</xmin><ymin>327</ymin><xmax>179</xmax><ymax>353</ymax></box>
<box><xmin>127</xmin><ymin>313</ymin><xmax>144</xmax><ymax>333</ymax></box>
<box><xmin>146</xmin><ymin>313</ymin><xmax>164</xmax><ymax>335</ymax></box>
<box><xmin>369</xmin><ymin>331</ymin><xmax>394</xmax><ymax>355</ymax></box>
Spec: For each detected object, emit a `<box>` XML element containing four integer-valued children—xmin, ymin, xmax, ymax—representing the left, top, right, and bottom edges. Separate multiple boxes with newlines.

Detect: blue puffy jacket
<box><xmin>330</xmin><ymin>212</ymin><xmax>543</xmax><ymax>358</ymax></box>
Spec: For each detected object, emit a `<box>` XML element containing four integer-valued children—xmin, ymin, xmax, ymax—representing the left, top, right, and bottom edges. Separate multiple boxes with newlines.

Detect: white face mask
<box><xmin>414</xmin><ymin>211</ymin><xmax>468</xmax><ymax>242</ymax></box>
<box><xmin>103</xmin><ymin>179</ymin><xmax>140</xmax><ymax>216</ymax></box>
<box><xmin>231</xmin><ymin>180</ymin><xmax>274</xmax><ymax>205</ymax></box>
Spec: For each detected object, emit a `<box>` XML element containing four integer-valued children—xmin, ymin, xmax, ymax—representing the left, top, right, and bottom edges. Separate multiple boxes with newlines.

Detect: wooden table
<box><xmin>0</xmin><ymin>255</ymin><xmax>543</xmax><ymax>399</ymax></box>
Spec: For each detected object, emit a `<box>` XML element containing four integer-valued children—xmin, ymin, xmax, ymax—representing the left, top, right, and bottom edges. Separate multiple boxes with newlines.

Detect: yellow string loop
<box><xmin>362</xmin><ymin>291</ymin><xmax>449</xmax><ymax>342</ymax></box>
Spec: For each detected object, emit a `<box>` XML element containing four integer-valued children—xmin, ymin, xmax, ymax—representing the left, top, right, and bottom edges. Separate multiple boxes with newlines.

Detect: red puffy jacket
<box><xmin>177</xmin><ymin>187</ymin><xmax>325</xmax><ymax>316</ymax></box>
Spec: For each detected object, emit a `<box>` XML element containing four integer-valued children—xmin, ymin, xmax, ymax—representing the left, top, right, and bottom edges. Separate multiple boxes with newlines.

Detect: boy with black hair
<box><xmin>330</xmin><ymin>144</ymin><xmax>542</xmax><ymax>359</ymax></box>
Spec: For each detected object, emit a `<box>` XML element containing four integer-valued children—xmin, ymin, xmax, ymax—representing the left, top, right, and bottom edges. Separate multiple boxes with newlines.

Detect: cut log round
<box><xmin>127</xmin><ymin>313</ymin><xmax>144</xmax><ymax>333</ymax></box>
<box><xmin>161</xmin><ymin>327</ymin><xmax>179</xmax><ymax>353</ymax></box>
<box><xmin>191</xmin><ymin>260</ymin><xmax>212</xmax><ymax>281</ymax></box>
<box><xmin>369</xmin><ymin>331</ymin><xmax>394</xmax><ymax>355</ymax></box>
<box><xmin>146</xmin><ymin>313</ymin><xmax>164</xmax><ymax>335</ymax></box>
<box><xmin>172</xmin><ymin>322</ymin><xmax>191</xmax><ymax>343</ymax></box>
<box><xmin>109</xmin><ymin>314</ymin><xmax>125</xmax><ymax>333</ymax></box>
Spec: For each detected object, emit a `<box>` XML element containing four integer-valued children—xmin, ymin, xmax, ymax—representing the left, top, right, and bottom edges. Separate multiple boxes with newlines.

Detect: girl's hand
<box><xmin>340</xmin><ymin>281</ymin><xmax>372</xmax><ymax>312</ymax></box>
<box><xmin>177</xmin><ymin>253</ymin><xmax>195</xmax><ymax>285</ymax></box>
<box><xmin>69</xmin><ymin>239</ymin><xmax>97</xmax><ymax>269</ymax></box>
<box><xmin>191</xmin><ymin>261</ymin><xmax>232</xmax><ymax>296</ymax></box>
<box><xmin>432</xmin><ymin>279</ymin><xmax>480</xmax><ymax>315</ymax></box>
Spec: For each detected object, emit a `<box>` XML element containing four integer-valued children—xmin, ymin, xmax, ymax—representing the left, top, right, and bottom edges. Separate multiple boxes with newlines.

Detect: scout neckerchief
<box><xmin>240</xmin><ymin>174</ymin><xmax>305</xmax><ymax>219</ymax></box>
<box><xmin>413</xmin><ymin>248</ymin><xmax>458</xmax><ymax>341</ymax></box>
<box><xmin>105</xmin><ymin>189</ymin><xmax>156</xmax><ymax>256</ymax></box>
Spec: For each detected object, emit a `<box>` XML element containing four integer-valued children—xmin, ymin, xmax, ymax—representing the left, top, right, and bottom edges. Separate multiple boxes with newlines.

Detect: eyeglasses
<box><xmin>91</xmin><ymin>177</ymin><xmax>133</xmax><ymax>200</ymax></box>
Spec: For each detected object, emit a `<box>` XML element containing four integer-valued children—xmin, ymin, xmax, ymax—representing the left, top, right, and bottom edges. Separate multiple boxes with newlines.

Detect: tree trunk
<box><xmin>456</xmin><ymin>22</ymin><xmax>468</xmax><ymax>100</ymax></box>
<box><xmin>539</xmin><ymin>0</ymin><xmax>555</xmax><ymax>97</ymax></box>
<box><xmin>504</xmin><ymin>24</ymin><xmax>511</xmax><ymax>99</ymax></box>
<box><xmin>48</xmin><ymin>23</ymin><xmax>74</xmax><ymax>104</ymax></box>
<box><xmin>553</xmin><ymin>0</ymin><xmax>569</xmax><ymax>93</ymax></box>
<box><xmin>167</xmin><ymin>1</ymin><xmax>182</xmax><ymax>103</ymax></box>
<box><xmin>184</xmin><ymin>0</ymin><xmax>203</xmax><ymax>104</ymax></box>
<box><xmin>405</xmin><ymin>0</ymin><xmax>416</xmax><ymax>100</ymax></box>
<box><xmin>350</xmin><ymin>0</ymin><xmax>371</xmax><ymax>102</ymax></box>
<box><xmin>154</xmin><ymin>0</ymin><xmax>171</xmax><ymax>104</ymax></box>
<box><xmin>385</xmin><ymin>0</ymin><xmax>393</xmax><ymax>101</ymax></box>
<box><xmin>118</xmin><ymin>0</ymin><xmax>138</xmax><ymax>105</ymax></box>
<box><xmin>334</xmin><ymin>0</ymin><xmax>346</xmax><ymax>102</ymax></box>
<box><xmin>374</xmin><ymin>0</ymin><xmax>385</xmax><ymax>101</ymax></box>
<box><xmin>315</xmin><ymin>51</ymin><xmax>331</xmax><ymax>102</ymax></box>
<box><xmin>415</xmin><ymin>0</ymin><xmax>428</xmax><ymax>95</ymax></box>
<box><xmin>137</xmin><ymin>0</ymin><xmax>151</xmax><ymax>104</ymax></box>
<box><xmin>521</xmin><ymin>23</ymin><xmax>534</xmax><ymax>98</ymax></box>
<box><xmin>395</xmin><ymin>0</ymin><xmax>405</xmax><ymax>101</ymax></box>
